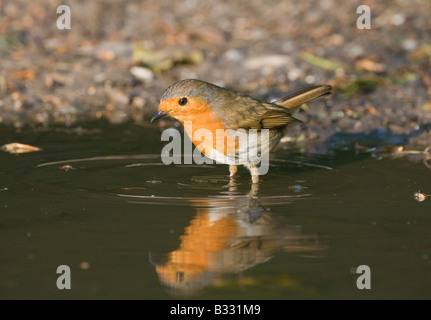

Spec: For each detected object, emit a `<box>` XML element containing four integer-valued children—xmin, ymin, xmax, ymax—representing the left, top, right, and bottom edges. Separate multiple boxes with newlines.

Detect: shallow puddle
<box><xmin>1</xmin><ymin>122</ymin><xmax>431</xmax><ymax>299</ymax></box>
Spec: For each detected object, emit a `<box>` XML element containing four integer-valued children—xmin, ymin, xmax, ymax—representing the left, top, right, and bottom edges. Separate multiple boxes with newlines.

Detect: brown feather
<box><xmin>257</xmin><ymin>85</ymin><xmax>331</xmax><ymax>128</ymax></box>
<box><xmin>260</xmin><ymin>111</ymin><xmax>299</xmax><ymax>129</ymax></box>
<box><xmin>275</xmin><ymin>85</ymin><xmax>332</xmax><ymax>113</ymax></box>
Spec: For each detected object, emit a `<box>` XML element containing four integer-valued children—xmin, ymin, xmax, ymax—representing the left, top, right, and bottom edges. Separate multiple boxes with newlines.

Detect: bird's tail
<box><xmin>275</xmin><ymin>85</ymin><xmax>332</xmax><ymax>113</ymax></box>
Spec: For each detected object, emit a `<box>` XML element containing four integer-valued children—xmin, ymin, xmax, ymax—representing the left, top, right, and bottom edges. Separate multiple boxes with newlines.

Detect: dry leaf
<box><xmin>11</xmin><ymin>69</ymin><xmax>35</xmax><ymax>81</ymax></box>
<box><xmin>422</xmin><ymin>102</ymin><xmax>431</xmax><ymax>111</ymax></box>
<box><xmin>365</xmin><ymin>104</ymin><xmax>381</xmax><ymax>117</ymax></box>
<box><xmin>1</xmin><ymin>142</ymin><xmax>41</xmax><ymax>154</ymax></box>
<box><xmin>420</xmin><ymin>73</ymin><xmax>431</xmax><ymax>89</ymax></box>
<box><xmin>54</xmin><ymin>44</ymin><xmax>74</xmax><ymax>54</ymax></box>
<box><xmin>414</xmin><ymin>191</ymin><xmax>427</xmax><ymax>202</ymax></box>
<box><xmin>96</xmin><ymin>50</ymin><xmax>116</xmax><ymax>60</ymax></box>
<box><xmin>59</xmin><ymin>165</ymin><xmax>76</xmax><ymax>171</ymax></box>
<box><xmin>355</xmin><ymin>59</ymin><xmax>385</xmax><ymax>72</ymax></box>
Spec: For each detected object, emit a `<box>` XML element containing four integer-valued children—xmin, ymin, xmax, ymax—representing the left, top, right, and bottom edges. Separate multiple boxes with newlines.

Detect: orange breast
<box><xmin>179</xmin><ymin>110</ymin><xmax>240</xmax><ymax>157</ymax></box>
<box><xmin>160</xmin><ymin>96</ymin><xmax>241</xmax><ymax>157</ymax></box>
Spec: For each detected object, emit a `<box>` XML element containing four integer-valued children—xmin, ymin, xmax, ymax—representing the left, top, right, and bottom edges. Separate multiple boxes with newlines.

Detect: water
<box><xmin>1</xmin><ymin>122</ymin><xmax>431</xmax><ymax>299</ymax></box>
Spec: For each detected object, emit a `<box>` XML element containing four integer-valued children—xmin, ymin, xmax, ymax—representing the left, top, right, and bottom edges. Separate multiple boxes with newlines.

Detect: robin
<box><xmin>151</xmin><ymin>79</ymin><xmax>331</xmax><ymax>183</ymax></box>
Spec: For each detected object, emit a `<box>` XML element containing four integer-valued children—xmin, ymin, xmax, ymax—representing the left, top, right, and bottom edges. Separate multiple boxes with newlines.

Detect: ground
<box><xmin>1</xmin><ymin>0</ymin><xmax>430</xmax><ymax>152</ymax></box>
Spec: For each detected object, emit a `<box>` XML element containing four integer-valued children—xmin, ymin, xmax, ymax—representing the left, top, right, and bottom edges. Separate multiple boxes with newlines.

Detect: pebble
<box><xmin>130</xmin><ymin>66</ymin><xmax>154</xmax><ymax>82</ymax></box>
<box><xmin>402</xmin><ymin>39</ymin><xmax>418</xmax><ymax>52</ymax></box>
<box><xmin>224</xmin><ymin>49</ymin><xmax>244</xmax><ymax>62</ymax></box>
<box><xmin>392</xmin><ymin>14</ymin><xmax>405</xmax><ymax>26</ymax></box>
<box><xmin>243</xmin><ymin>55</ymin><xmax>291</xmax><ymax>70</ymax></box>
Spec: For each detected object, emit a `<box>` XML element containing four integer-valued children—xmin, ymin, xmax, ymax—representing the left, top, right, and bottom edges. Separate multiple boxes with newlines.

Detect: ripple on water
<box><xmin>11</xmin><ymin>153</ymin><xmax>352</xmax><ymax>207</ymax></box>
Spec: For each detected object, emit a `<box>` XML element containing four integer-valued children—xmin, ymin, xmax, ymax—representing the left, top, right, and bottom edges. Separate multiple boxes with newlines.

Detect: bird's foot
<box><xmin>229</xmin><ymin>165</ymin><xmax>238</xmax><ymax>177</ymax></box>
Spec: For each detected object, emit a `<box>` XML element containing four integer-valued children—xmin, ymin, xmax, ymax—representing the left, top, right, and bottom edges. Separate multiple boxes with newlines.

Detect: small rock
<box><xmin>305</xmin><ymin>75</ymin><xmax>316</xmax><ymax>84</ymax></box>
<box><xmin>224</xmin><ymin>49</ymin><xmax>244</xmax><ymax>62</ymax></box>
<box><xmin>392</xmin><ymin>14</ymin><xmax>405</xmax><ymax>26</ymax></box>
<box><xmin>243</xmin><ymin>55</ymin><xmax>291</xmax><ymax>70</ymax></box>
<box><xmin>106</xmin><ymin>88</ymin><xmax>129</xmax><ymax>106</ymax></box>
<box><xmin>402</xmin><ymin>39</ymin><xmax>418</xmax><ymax>51</ymax></box>
<box><xmin>130</xmin><ymin>66</ymin><xmax>154</xmax><ymax>82</ymax></box>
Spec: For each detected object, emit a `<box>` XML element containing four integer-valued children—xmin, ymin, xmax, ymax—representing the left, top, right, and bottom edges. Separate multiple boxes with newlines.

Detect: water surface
<box><xmin>1</xmin><ymin>122</ymin><xmax>430</xmax><ymax>299</ymax></box>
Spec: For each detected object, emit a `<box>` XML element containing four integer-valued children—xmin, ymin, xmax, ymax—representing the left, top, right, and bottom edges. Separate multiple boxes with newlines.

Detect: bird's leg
<box><xmin>252</xmin><ymin>174</ymin><xmax>259</xmax><ymax>184</ymax></box>
<box><xmin>247</xmin><ymin>164</ymin><xmax>260</xmax><ymax>199</ymax></box>
<box><xmin>250</xmin><ymin>181</ymin><xmax>259</xmax><ymax>198</ymax></box>
<box><xmin>229</xmin><ymin>165</ymin><xmax>238</xmax><ymax>177</ymax></box>
<box><xmin>228</xmin><ymin>165</ymin><xmax>238</xmax><ymax>195</ymax></box>
<box><xmin>248</xmin><ymin>165</ymin><xmax>260</xmax><ymax>184</ymax></box>
<box><xmin>228</xmin><ymin>175</ymin><xmax>238</xmax><ymax>194</ymax></box>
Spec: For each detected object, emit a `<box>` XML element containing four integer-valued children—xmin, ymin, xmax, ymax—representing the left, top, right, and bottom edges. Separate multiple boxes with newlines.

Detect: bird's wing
<box><xmin>260</xmin><ymin>109</ymin><xmax>300</xmax><ymax>128</ymax></box>
<box><xmin>221</xmin><ymin>103</ymin><xmax>298</xmax><ymax>130</ymax></box>
<box><xmin>219</xmin><ymin>85</ymin><xmax>331</xmax><ymax>130</ymax></box>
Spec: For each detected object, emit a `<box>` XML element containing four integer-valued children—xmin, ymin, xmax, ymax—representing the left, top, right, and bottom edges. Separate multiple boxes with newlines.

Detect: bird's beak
<box><xmin>151</xmin><ymin>110</ymin><xmax>170</xmax><ymax>122</ymax></box>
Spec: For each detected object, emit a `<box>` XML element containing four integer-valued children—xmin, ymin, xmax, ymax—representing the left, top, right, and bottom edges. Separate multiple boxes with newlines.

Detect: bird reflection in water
<box><xmin>150</xmin><ymin>181</ymin><xmax>326</xmax><ymax>292</ymax></box>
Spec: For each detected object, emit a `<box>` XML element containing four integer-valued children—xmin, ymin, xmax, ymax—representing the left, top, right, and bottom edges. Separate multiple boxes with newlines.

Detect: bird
<box><xmin>151</xmin><ymin>79</ymin><xmax>331</xmax><ymax>183</ymax></box>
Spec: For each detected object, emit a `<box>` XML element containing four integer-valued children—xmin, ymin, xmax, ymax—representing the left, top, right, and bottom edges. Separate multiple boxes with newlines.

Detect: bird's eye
<box><xmin>178</xmin><ymin>97</ymin><xmax>188</xmax><ymax>106</ymax></box>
